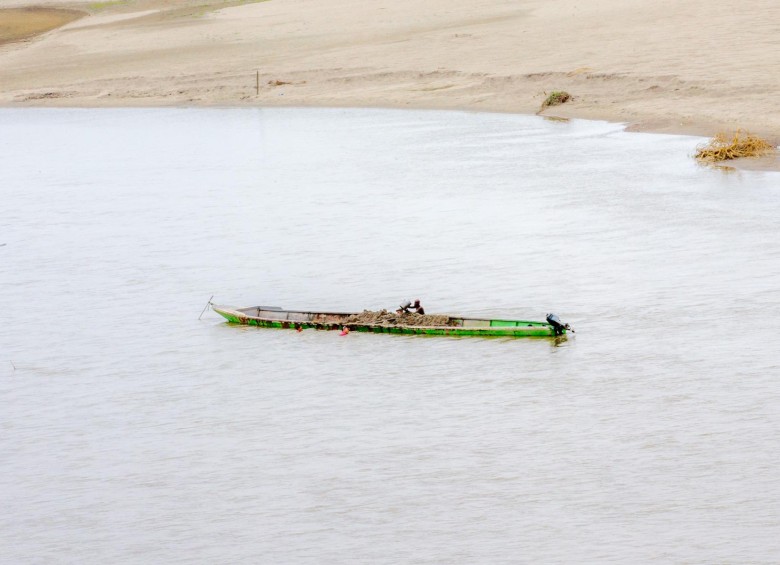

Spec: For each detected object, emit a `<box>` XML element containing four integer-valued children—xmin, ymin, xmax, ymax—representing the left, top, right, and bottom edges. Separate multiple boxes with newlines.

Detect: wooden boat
<box><xmin>211</xmin><ymin>304</ymin><xmax>571</xmax><ymax>338</ymax></box>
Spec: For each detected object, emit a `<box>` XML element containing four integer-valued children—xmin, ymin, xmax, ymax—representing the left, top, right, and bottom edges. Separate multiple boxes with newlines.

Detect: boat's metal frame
<box><xmin>211</xmin><ymin>305</ymin><xmax>566</xmax><ymax>338</ymax></box>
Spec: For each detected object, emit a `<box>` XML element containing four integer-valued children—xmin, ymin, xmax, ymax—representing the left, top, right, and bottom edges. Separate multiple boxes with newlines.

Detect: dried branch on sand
<box><xmin>695</xmin><ymin>130</ymin><xmax>775</xmax><ymax>162</ymax></box>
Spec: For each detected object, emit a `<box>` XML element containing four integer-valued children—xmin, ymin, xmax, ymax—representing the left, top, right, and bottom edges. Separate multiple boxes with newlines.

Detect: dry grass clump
<box><xmin>695</xmin><ymin>130</ymin><xmax>775</xmax><ymax>162</ymax></box>
<box><xmin>541</xmin><ymin>90</ymin><xmax>571</xmax><ymax>109</ymax></box>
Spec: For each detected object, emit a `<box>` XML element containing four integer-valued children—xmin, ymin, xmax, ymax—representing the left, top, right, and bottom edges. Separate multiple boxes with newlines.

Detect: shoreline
<box><xmin>2</xmin><ymin>0</ymin><xmax>779</xmax><ymax>171</ymax></box>
<box><xmin>5</xmin><ymin>83</ymin><xmax>778</xmax><ymax>172</ymax></box>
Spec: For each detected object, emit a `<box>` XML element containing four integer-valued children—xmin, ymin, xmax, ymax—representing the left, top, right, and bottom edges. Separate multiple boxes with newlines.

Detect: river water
<box><xmin>1</xmin><ymin>108</ymin><xmax>779</xmax><ymax>564</ymax></box>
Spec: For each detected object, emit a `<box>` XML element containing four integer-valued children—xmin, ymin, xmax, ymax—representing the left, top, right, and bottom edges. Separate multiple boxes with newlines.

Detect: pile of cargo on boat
<box><xmin>345</xmin><ymin>309</ymin><xmax>457</xmax><ymax>327</ymax></box>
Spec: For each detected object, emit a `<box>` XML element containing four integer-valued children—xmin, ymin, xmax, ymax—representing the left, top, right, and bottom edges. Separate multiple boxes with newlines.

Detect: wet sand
<box><xmin>0</xmin><ymin>7</ymin><xmax>84</xmax><ymax>45</ymax></box>
<box><xmin>0</xmin><ymin>0</ymin><xmax>778</xmax><ymax>169</ymax></box>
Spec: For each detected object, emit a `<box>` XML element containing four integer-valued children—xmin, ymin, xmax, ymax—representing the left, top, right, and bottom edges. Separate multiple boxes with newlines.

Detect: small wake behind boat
<box><xmin>211</xmin><ymin>304</ymin><xmax>572</xmax><ymax>338</ymax></box>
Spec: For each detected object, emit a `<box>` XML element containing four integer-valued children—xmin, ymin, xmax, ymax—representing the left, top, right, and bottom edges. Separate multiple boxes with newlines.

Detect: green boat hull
<box><xmin>211</xmin><ymin>305</ymin><xmax>564</xmax><ymax>338</ymax></box>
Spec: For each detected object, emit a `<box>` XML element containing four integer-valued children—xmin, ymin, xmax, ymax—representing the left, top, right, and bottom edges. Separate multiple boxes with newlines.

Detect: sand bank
<box><xmin>1</xmin><ymin>0</ymin><xmax>778</xmax><ymax>168</ymax></box>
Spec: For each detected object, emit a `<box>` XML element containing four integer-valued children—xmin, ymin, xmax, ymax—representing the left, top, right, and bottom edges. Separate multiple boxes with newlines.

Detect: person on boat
<box><xmin>398</xmin><ymin>299</ymin><xmax>425</xmax><ymax>315</ymax></box>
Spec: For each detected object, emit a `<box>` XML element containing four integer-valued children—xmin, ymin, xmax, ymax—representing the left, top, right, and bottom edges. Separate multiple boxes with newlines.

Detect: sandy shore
<box><xmin>1</xmin><ymin>0</ymin><xmax>779</xmax><ymax>168</ymax></box>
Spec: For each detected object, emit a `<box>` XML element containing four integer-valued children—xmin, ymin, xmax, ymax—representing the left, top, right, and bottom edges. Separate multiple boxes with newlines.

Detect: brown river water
<box><xmin>1</xmin><ymin>108</ymin><xmax>779</xmax><ymax>564</ymax></box>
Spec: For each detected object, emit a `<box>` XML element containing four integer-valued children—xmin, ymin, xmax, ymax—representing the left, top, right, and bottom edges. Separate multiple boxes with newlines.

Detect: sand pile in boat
<box><xmin>345</xmin><ymin>309</ymin><xmax>457</xmax><ymax>327</ymax></box>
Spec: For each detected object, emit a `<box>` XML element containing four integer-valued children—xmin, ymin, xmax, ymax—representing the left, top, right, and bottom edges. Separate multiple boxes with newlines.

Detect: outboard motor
<box><xmin>546</xmin><ymin>313</ymin><xmax>572</xmax><ymax>336</ymax></box>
